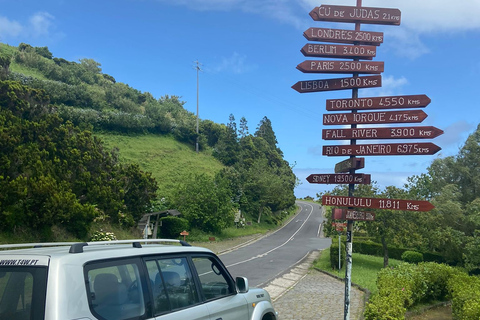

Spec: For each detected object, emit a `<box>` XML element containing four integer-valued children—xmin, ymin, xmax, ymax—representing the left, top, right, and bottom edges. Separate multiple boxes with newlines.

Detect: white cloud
<box><xmin>210</xmin><ymin>52</ymin><xmax>257</xmax><ymax>74</ymax></box>
<box><xmin>436</xmin><ymin>120</ymin><xmax>476</xmax><ymax>154</ymax></box>
<box><xmin>29</xmin><ymin>12</ymin><xmax>55</xmax><ymax>38</ymax></box>
<box><xmin>0</xmin><ymin>17</ymin><xmax>23</xmax><ymax>39</ymax></box>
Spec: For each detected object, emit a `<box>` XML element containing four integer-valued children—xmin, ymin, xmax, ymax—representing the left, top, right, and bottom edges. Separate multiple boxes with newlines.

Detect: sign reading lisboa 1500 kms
<box><xmin>310</xmin><ymin>5</ymin><xmax>401</xmax><ymax>25</ymax></box>
<box><xmin>322</xmin><ymin>195</ymin><xmax>434</xmax><ymax>212</ymax></box>
<box><xmin>292</xmin><ymin>75</ymin><xmax>381</xmax><ymax>93</ymax></box>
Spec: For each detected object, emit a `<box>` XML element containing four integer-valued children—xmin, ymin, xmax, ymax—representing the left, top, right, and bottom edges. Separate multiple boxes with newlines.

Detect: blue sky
<box><xmin>1</xmin><ymin>0</ymin><xmax>479</xmax><ymax>198</ymax></box>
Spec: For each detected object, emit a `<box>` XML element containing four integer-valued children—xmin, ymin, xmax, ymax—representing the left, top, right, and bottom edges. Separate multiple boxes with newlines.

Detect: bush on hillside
<box><xmin>158</xmin><ymin>216</ymin><xmax>189</xmax><ymax>239</ymax></box>
<box><xmin>401</xmin><ymin>251</ymin><xmax>423</xmax><ymax>264</ymax></box>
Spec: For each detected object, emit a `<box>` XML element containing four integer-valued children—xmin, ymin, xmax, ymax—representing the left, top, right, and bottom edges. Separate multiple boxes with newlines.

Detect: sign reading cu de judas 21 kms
<box><xmin>309</xmin><ymin>5</ymin><xmax>401</xmax><ymax>25</ymax></box>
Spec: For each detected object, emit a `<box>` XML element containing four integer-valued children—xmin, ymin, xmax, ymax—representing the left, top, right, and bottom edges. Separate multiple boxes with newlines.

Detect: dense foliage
<box><xmin>0</xmin><ymin>80</ymin><xmax>158</xmax><ymax>239</ymax></box>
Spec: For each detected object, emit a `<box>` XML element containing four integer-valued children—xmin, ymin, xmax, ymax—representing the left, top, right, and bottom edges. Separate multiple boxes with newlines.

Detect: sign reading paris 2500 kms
<box><xmin>297</xmin><ymin>60</ymin><xmax>383</xmax><ymax>74</ymax></box>
<box><xmin>322</xmin><ymin>195</ymin><xmax>435</xmax><ymax>212</ymax></box>
<box><xmin>310</xmin><ymin>5</ymin><xmax>401</xmax><ymax>25</ymax></box>
<box><xmin>292</xmin><ymin>75</ymin><xmax>381</xmax><ymax>93</ymax></box>
<box><xmin>323</xmin><ymin>142</ymin><xmax>441</xmax><ymax>156</ymax></box>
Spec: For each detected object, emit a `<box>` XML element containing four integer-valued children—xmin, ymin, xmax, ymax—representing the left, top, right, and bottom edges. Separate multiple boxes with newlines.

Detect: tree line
<box><xmin>321</xmin><ymin>124</ymin><xmax>480</xmax><ymax>273</ymax></box>
<box><xmin>0</xmin><ymin>43</ymin><xmax>296</xmax><ymax>239</ymax></box>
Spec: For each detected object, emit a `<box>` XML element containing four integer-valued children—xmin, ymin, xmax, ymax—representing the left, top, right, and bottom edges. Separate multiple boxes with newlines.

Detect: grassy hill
<box><xmin>96</xmin><ymin>133</ymin><xmax>226</xmax><ymax>197</ymax></box>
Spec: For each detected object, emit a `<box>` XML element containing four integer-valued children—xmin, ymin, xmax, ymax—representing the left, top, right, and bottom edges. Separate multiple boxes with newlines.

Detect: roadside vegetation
<box><xmin>0</xmin><ymin>42</ymin><xmax>297</xmax><ymax>243</ymax></box>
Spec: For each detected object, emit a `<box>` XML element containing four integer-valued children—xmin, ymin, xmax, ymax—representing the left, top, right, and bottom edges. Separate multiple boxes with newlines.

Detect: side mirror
<box><xmin>236</xmin><ymin>277</ymin><xmax>249</xmax><ymax>293</ymax></box>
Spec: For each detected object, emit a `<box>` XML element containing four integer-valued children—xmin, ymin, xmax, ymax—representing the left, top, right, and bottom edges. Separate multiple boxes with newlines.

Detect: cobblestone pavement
<box><xmin>272</xmin><ymin>267</ymin><xmax>365</xmax><ymax>320</ymax></box>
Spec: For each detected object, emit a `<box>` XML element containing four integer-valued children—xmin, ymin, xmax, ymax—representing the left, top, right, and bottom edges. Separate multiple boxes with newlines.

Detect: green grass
<box><xmin>96</xmin><ymin>133</ymin><xmax>226</xmax><ymax>196</ymax></box>
<box><xmin>314</xmin><ymin>247</ymin><xmax>403</xmax><ymax>294</ymax></box>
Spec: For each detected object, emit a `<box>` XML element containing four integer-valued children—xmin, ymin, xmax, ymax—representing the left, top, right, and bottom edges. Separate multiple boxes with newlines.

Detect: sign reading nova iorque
<box><xmin>326</xmin><ymin>94</ymin><xmax>431</xmax><ymax>111</ymax></box>
<box><xmin>304</xmin><ymin>27</ymin><xmax>384</xmax><ymax>46</ymax></box>
<box><xmin>323</xmin><ymin>142</ymin><xmax>441</xmax><ymax>156</ymax></box>
<box><xmin>297</xmin><ymin>60</ymin><xmax>384</xmax><ymax>74</ymax></box>
<box><xmin>310</xmin><ymin>5</ymin><xmax>401</xmax><ymax>25</ymax></box>
<box><xmin>322</xmin><ymin>195</ymin><xmax>435</xmax><ymax>212</ymax></box>
<box><xmin>306</xmin><ymin>173</ymin><xmax>371</xmax><ymax>185</ymax></box>
<box><xmin>292</xmin><ymin>75</ymin><xmax>381</xmax><ymax>93</ymax></box>
<box><xmin>323</xmin><ymin>110</ymin><xmax>427</xmax><ymax>125</ymax></box>
<box><xmin>301</xmin><ymin>44</ymin><xmax>376</xmax><ymax>59</ymax></box>
<box><xmin>323</xmin><ymin>126</ymin><xmax>444</xmax><ymax>140</ymax></box>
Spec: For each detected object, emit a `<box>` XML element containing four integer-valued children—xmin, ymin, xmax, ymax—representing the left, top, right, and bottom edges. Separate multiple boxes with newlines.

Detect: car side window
<box><xmin>192</xmin><ymin>256</ymin><xmax>235</xmax><ymax>301</ymax></box>
<box><xmin>85</xmin><ymin>259</ymin><xmax>146</xmax><ymax>320</ymax></box>
<box><xmin>145</xmin><ymin>257</ymin><xmax>200</xmax><ymax>316</ymax></box>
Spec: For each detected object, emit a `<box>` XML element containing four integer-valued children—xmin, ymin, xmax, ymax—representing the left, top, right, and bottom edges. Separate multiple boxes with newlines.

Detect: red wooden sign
<box><xmin>323</xmin><ymin>143</ymin><xmax>441</xmax><ymax>156</ymax></box>
<box><xmin>301</xmin><ymin>44</ymin><xmax>376</xmax><ymax>60</ymax></box>
<box><xmin>292</xmin><ymin>75</ymin><xmax>381</xmax><ymax>93</ymax></box>
<box><xmin>323</xmin><ymin>110</ymin><xmax>427</xmax><ymax>125</ymax></box>
<box><xmin>326</xmin><ymin>95</ymin><xmax>431</xmax><ymax>111</ymax></box>
<box><xmin>323</xmin><ymin>126</ymin><xmax>444</xmax><ymax>140</ymax></box>
<box><xmin>310</xmin><ymin>5</ymin><xmax>401</xmax><ymax>25</ymax></box>
<box><xmin>323</xmin><ymin>195</ymin><xmax>435</xmax><ymax>212</ymax></box>
<box><xmin>335</xmin><ymin>158</ymin><xmax>365</xmax><ymax>173</ymax></box>
<box><xmin>297</xmin><ymin>60</ymin><xmax>384</xmax><ymax>74</ymax></box>
<box><xmin>332</xmin><ymin>208</ymin><xmax>376</xmax><ymax>221</ymax></box>
<box><xmin>304</xmin><ymin>27</ymin><xmax>384</xmax><ymax>46</ymax></box>
<box><xmin>306</xmin><ymin>173</ymin><xmax>371</xmax><ymax>185</ymax></box>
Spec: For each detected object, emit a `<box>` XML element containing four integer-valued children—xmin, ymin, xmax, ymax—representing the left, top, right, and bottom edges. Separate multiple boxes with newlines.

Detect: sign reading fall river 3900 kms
<box><xmin>322</xmin><ymin>195</ymin><xmax>434</xmax><ymax>212</ymax></box>
<box><xmin>292</xmin><ymin>75</ymin><xmax>381</xmax><ymax>93</ymax></box>
<box><xmin>323</xmin><ymin>126</ymin><xmax>444</xmax><ymax>140</ymax></box>
<box><xmin>310</xmin><ymin>5</ymin><xmax>401</xmax><ymax>25</ymax></box>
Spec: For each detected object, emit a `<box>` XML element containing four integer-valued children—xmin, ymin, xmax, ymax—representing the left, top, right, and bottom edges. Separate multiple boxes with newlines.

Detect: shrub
<box><xmin>90</xmin><ymin>230</ymin><xmax>117</xmax><ymax>241</ymax></box>
<box><xmin>159</xmin><ymin>216</ymin><xmax>189</xmax><ymax>239</ymax></box>
<box><xmin>448</xmin><ymin>272</ymin><xmax>480</xmax><ymax>320</ymax></box>
<box><xmin>330</xmin><ymin>241</ymin><xmax>346</xmax><ymax>270</ymax></box>
<box><xmin>401</xmin><ymin>251</ymin><xmax>423</xmax><ymax>264</ymax></box>
<box><xmin>364</xmin><ymin>291</ymin><xmax>406</xmax><ymax>320</ymax></box>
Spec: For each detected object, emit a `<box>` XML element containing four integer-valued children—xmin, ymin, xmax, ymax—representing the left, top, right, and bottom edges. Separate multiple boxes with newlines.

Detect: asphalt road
<box><xmin>219</xmin><ymin>200</ymin><xmax>331</xmax><ymax>287</ymax></box>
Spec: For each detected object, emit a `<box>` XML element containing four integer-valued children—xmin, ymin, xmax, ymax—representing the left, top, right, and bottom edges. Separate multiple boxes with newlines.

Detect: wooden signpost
<box><xmin>293</xmin><ymin>1</ymin><xmax>440</xmax><ymax>318</ymax></box>
<box><xmin>323</xmin><ymin>126</ymin><xmax>444</xmax><ymax>140</ymax></box>
<box><xmin>334</xmin><ymin>158</ymin><xmax>365</xmax><ymax>173</ymax></box>
<box><xmin>301</xmin><ymin>43</ymin><xmax>376</xmax><ymax>59</ymax></box>
<box><xmin>323</xmin><ymin>110</ymin><xmax>427</xmax><ymax>125</ymax></box>
<box><xmin>323</xmin><ymin>142</ymin><xmax>441</xmax><ymax>156</ymax></box>
<box><xmin>326</xmin><ymin>94</ymin><xmax>431</xmax><ymax>111</ymax></box>
<box><xmin>292</xmin><ymin>75</ymin><xmax>381</xmax><ymax>93</ymax></box>
<box><xmin>297</xmin><ymin>60</ymin><xmax>384</xmax><ymax>74</ymax></box>
<box><xmin>306</xmin><ymin>173</ymin><xmax>371</xmax><ymax>185</ymax></box>
<box><xmin>304</xmin><ymin>27</ymin><xmax>384</xmax><ymax>45</ymax></box>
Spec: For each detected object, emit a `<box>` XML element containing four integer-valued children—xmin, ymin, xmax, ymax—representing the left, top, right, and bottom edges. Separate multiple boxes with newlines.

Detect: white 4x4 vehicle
<box><xmin>0</xmin><ymin>239</ymin><xmax>278</xmax><ymax>320</ymax></box>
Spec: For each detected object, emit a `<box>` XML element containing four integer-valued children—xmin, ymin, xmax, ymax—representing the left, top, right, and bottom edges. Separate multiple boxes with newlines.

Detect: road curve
<box><xmin>220</xmin><ymin>200</ymin><xmax>331</xmax><ymax>287</ymax></box>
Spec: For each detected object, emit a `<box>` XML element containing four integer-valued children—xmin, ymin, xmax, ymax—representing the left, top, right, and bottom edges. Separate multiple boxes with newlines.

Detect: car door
<box><xmin>144</xmin><ymin>257</ymin><xmax>210</xmax><ymax>320</ymax></box>
<box><xmin>191</xmin><ymin>255</ymin><xmax>249</xmax><ymax>320</ymax></box>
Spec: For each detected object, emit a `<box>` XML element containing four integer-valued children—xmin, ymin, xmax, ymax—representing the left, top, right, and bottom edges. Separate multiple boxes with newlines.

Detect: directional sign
<box><xmin>332</xmin><ymin>208</ymin><xmax>376</xmax><ymax>221</ymax></box>
<box><xmin>323</xmin><ymin>142</ymin><xmax>441</xmax><ymax>156</ymax></box>
<box><xmin>326</xmin><ymin>95</ymin><xmax>431</xmax><ymax>111</ymax></box>
<box><xmin>301</xmin><ymin>44</ymin><xmax>376</xmax><ymax>60</ymax></box>
<box><xmin>297</xmin><ymin>60</ymin><xmax>384</xmax><ymax>74</ymax></box>
<box><xmin>335</xmin><ymin>158</ymin><xmax>365</xmax><ymax>173</ymax></box>
<box><xmin>323</xmin><ymin>110</ymin><xmax>427</xmax><ymax>125</ymax></box>
<box><xmin>322</xmin><ymin>195</ymin><xmax>435</xmax><ymax>212</ymax></box>
<box><xmin>323</xmin><ymin>126</ymin><xmax>444</xmax><ymax>140</ymax></box>
<box><xmin>306</xmin><ymin>173</ymin><xmax>371</xmax><ymax>185</ymax></box>
<box><xmin>310</xmin><ymin>5</ymin><xmax>401</xmax><ymax>26</ymax></box>
<box><xmin>304</xmin><ymin>27</ymin><xmax>384</xmax><ymax>46</ymax></box>
<box><xmin>292</xmin><ymin>75</ymin><xmax>381</xmax><ymax>93</ymax></box>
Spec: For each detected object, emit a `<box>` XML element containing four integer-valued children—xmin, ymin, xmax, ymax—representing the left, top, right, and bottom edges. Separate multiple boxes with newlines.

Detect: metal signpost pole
<box><xmin>345</xmin><ymin>1</ymin><xmax>362</xmax><ymax>318</ymax></box>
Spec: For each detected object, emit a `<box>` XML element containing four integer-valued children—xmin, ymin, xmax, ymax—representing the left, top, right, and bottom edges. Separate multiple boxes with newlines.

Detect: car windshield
<box><xmin>0</xmin><ymin>266</ymin><xmax>47</xmax><ymax>320</ymax></box>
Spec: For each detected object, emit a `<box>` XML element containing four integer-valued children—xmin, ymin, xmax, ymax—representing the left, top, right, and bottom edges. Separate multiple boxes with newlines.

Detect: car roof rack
<box><xmin>0</xmin><ymin>239</ymin><xmax>191</xmax><ymax>254</ymax></box>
